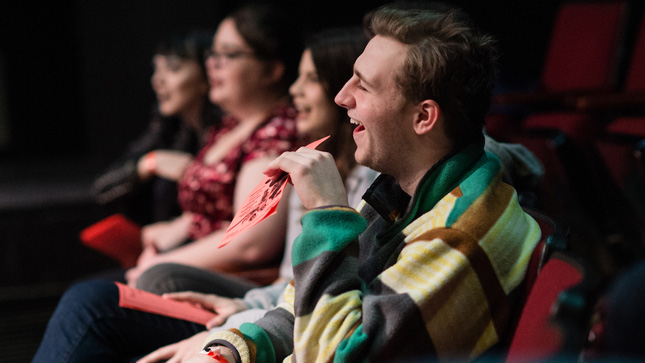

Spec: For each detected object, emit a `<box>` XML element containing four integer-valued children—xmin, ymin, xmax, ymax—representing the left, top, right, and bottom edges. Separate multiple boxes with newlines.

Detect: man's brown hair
<box><xmin>369</xmin><ymin>3</ymin><xmax>498</xmax><ymax>147</ymax></box>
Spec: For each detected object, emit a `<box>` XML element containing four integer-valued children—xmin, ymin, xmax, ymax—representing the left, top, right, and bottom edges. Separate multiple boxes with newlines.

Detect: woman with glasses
<box><xmin>123</xmin><ymin>3</ymin><xmax>304</xmax><ymax>287</ymax></box>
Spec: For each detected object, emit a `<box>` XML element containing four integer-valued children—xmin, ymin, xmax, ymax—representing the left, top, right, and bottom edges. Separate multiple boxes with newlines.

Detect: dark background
<box><xmin>0</xmin><ymin>0</ymin><xmax>559</xmax><ymax>162</ymax></box>
<box><xmin>0</xmin><ymin>0</ymin><xmax>595</xmax><ymax>361</ymax></box>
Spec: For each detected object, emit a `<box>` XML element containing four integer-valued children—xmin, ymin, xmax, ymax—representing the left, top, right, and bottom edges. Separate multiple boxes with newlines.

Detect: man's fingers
<box><xmin>263</xmin><ymin>152</ymin><xmax>293</xmax><ymax>177</ymax></box>
<box><xmin>264</xmin><ymin>149</ymin><xmax>327</xmax><ymax>177</ymax></box>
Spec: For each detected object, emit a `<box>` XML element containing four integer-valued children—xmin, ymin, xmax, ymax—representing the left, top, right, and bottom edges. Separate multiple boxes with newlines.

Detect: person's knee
<box><xmin>49</xmin><ymin>280</ymin><xmax>119</xmax><ymax>328</ymax></box>
<box><xmin>135</xmin><ymin>263</ymin><xmax>183</xmax><ymax>294</ymax></box>
<box><xmin>61</xmin><ymin>280</ymin><xmax>117</xmax><ymax>306</ymax></box>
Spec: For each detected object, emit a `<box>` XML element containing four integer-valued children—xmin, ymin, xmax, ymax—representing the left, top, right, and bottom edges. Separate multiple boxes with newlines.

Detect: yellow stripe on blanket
<box><xmin>293</xmin><ymin>291</ymin><xmax>363</xmax><ymax>363</ymax></box>
<box><xmin>380</xmin><ymin>240</ymin><xmax>495</xmax><ymax>360</ymax></box>
<box><xmin>403</xmin><ymin>194</ymin><xmax>457</xmax><ymax>242</ymax></box>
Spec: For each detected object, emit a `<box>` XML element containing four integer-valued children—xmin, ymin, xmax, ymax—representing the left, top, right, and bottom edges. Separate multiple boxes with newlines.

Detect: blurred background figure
<box><xmin>91</xmin><ymin>30</ymin><xmax>219</xmax><ymax>226</ymax></box>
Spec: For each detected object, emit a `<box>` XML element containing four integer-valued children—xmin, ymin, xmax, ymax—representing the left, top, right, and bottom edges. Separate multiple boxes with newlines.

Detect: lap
<box><xmin>33</xmin><ymin>279</ymin><xmax>204</xmax><ymax>362</ymax></box>
<box><xmin>135</xmin><ymin>263</ymin><xmax>260</xmax><ymax>297</ymax></box>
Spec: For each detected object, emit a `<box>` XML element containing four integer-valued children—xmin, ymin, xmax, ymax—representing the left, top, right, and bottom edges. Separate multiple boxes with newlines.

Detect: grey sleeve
<box><xmin>484</xmin><ymin>134</ymin><xmax>545</xmax><ymax>192</ymax></box>
<box><xmin>242</xmin><ymin>281</ymin><xmax>289</xmax><ymax>310</ymax></box>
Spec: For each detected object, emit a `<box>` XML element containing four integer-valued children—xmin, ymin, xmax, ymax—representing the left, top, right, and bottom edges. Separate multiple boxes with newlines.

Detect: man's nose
<box><xmin>335</xmin><ymin>82</ymin><xmax>353</xmax><ymax>109</ymax></box>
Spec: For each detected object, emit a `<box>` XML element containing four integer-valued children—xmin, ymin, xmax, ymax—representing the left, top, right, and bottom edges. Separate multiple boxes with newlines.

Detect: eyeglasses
<box><xmin>204</xmin><ymin>49</ymin><xmax>255</xmax><ymax>65</ymax></box>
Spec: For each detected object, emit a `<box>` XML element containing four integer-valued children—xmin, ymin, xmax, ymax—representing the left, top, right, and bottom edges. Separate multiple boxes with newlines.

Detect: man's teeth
<box><xmin>350</xmin><ymin>119</ymin><xmax>361</xmax><ymax>125</ymax></box>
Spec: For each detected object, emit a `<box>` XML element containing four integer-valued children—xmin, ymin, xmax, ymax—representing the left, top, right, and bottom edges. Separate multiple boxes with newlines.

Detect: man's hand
<box><xmin>162</xmin><ymin>291</ymin><xmax>248</xmax><ymax>329</ymax></box>
<box><xmin>264</xmin><ymin>148</ymin><xmax>348</xmax><ymax>209</ymax></box>
<box><xmin>137</xmin><ymin>331</ymin><xmax>208</xmax><ymax>363</ymax></box>
<box><xmin>183</xmin><ymin>356</ymin><xmax>214</xmax><ymax>363</ymax></box>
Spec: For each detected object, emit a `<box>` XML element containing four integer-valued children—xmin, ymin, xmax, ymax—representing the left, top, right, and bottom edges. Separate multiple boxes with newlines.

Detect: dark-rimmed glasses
<box><xmin>204</xmin><ymin>49</ymin><xmax>255</xmax><ymax>65</ymax></box>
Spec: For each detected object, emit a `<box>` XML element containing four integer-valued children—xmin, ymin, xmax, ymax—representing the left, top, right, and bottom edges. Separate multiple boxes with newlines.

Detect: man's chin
<box><xmin>354</xmin><ymin>151</ymin><xmax>372</xmax><ymax>169</ymax></box>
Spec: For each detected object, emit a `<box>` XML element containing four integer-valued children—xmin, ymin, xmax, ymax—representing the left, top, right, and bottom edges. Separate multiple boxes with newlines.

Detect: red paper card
<box><xmin>218</xmin><ymin>135</ymin><xmax>330</xmax><ymax>248</ymax></box>
<box><xmin>115</xmin><ymin>282</ymin><xmax>216</xmax><ymax>326</ymax></box>
<box><xmin>80</xmin><ymin>214</ymin><xmax>142</xmax><ymax>268</ymax></box>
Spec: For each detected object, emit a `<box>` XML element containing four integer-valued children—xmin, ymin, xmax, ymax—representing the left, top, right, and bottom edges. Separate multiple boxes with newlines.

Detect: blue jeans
<box><xmin>32</xmin><ymin>280</ymin><xmax>203</xmax><ymax>362</ymax></box>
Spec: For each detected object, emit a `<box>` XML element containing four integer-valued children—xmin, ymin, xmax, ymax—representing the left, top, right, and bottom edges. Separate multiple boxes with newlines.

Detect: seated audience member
<box><xmin>203</xmin><ymin>4</ymin><xmax>540</xmax><ymax>362</ymax></box>
<box><xmin>92</xmin><ymin>30</ymin><xmax>218</xmax><ymax>225</ymax></box>
<box><xmin>122</xmin><ymin>2</ymin><xmax>304</xmax><ymax>286</ymax></box>
<box><xmin>361</xmin><ymin>1</ymin><xmax>544</xmax><ymax>206</ymax></box>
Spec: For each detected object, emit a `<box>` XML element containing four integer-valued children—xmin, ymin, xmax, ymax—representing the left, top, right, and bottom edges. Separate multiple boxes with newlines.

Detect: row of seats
<box><xmin>485</xmin><ymin>1</ymin><xmax>645</xmax><ymax>361</ymax></box>
<box><xmin>488</xmin><ymin>0</ymin><xmax>645</xmax><ymax>270</ymax></box>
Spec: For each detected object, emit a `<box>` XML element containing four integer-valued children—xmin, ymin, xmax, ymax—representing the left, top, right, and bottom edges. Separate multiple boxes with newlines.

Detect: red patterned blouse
<box><xmin>177</xmin><ymin>105</ymin><xmax>300</xmax><ymax>239</ymax></box>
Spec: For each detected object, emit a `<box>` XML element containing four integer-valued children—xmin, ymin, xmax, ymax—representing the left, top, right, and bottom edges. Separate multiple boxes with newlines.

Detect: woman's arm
<box><xmin>140</xmin><ymin>212</ymin><xmax>193</xmax><ymax>251</ymax></box>
<box><xmin>137</xmin><ymin>149</ymin><xmax>194</xmax><ymax>181</ymax></box>
<box><xmin>131</xmin><ymin>155</ymin><xmax>289</xmax><ymax>278</ymax></box>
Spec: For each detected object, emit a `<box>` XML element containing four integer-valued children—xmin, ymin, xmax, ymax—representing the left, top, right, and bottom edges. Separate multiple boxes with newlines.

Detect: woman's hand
<box><xmin>137</xmin><ymin>150</ymin><xmax>193</xmax><ymax>181</ymax></box>
<box><xmin>136</xmin><ymin>331</ymin><xmax>209</xmax><ymax>363</ymax></box>
<box><xmin>141</xmin><ymin>214</ymin><xmax>192</xmax><ymax>252</ymax></box>
<box><xmin>152</xmin><ymin>150</ymin><xmax>194</xmax><ymax>181</ymax></box>
<box><xmin>125</xmin><ymin>245</ymin><xmax>166</xmax><ymax>286</ymax></box>
<box><xmin>162</xmin><ymin>291</ymin><xmax>249</xmax><ymax>329</ymax></box>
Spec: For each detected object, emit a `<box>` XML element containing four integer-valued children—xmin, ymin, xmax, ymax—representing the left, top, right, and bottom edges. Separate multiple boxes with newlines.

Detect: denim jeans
<box><xmin>32</xmin><ymin>280</ymin><xmax>203</xmax><ymax>362</ymax></box>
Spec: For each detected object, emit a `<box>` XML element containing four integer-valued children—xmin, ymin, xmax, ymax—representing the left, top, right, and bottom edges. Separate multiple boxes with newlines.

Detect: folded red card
<box><xmin>80</xmin><ymin>214</ymin><xmax>142</xmax><ymax>267</ymax></box>
<box><xmin>115</xmin><ymin>282</ymin><xmax>216</xmax><ymax>326</ymax></box>
<box><xmin>218</xmin><ymin>135</ymin><xmax>330</xmax><ymax>248</ymax></box>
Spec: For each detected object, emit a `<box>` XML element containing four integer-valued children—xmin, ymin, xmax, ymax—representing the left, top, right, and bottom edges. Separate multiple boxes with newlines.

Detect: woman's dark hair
<box><xmin>229</xmin><ymin>3</ymin><xmax>303</xmax><ymax>96</ymax></box>
<box><xmin>155</xmin><ymin>30</ymin><xmax>214</xmax><ymax>84</ymax></box>
<box><xmin>306</xmin><ymin>27</ymin><xmax>368</xmax><ymax>181</ymax></box>
<box><xmin>153</xmin><ymin>30</ymin><xmax>220</xmax><ymax>136</ymax></box>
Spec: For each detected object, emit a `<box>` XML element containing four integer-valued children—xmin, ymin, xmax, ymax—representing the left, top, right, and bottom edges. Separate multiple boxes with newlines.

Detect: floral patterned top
<box><xmin>177</xmin><ymin>105</ymin><xmax>300</xmax><ymax>239</ymax></box>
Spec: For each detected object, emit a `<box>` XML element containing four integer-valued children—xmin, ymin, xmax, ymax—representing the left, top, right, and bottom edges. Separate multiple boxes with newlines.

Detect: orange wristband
<box><xmin>143</xmin><ymin>151</ymin><xmax>156</xmax><ymax>175</ymax></box>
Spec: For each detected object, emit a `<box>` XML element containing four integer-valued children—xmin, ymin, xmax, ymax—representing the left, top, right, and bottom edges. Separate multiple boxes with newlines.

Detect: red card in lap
<box><xmin>80</xmin><ymin>214</ymin><xmax>142</xmax><ymax>268</ymax></box>
<box><xmin>115</xmin><ymin>282</ymin><xmax>216</xmax><ymax>326</ymax></box>
<box><xmin>218</xmin><ymin>135</ymin><xmax>330</xmax><ymax>248</ymax></box>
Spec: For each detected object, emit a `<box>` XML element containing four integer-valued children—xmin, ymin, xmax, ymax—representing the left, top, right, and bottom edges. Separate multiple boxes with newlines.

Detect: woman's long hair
<box><xmin>307</xmin><ymin>27</ymin><xmax>368</xmax><ymax>181</ymax></box>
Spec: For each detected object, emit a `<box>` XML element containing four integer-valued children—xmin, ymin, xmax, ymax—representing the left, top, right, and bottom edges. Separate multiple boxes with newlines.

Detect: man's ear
<box><xmin>413</xmin><ymin>99</ymin><xmax>440</xmax><ymax>135</ymax></box>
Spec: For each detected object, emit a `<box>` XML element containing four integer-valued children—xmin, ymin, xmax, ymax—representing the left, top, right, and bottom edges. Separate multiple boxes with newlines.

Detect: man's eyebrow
<box><xmin>355</xmin><ymin>69</ymin><xmax>376</xmax><ymax>88</ymax></box>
